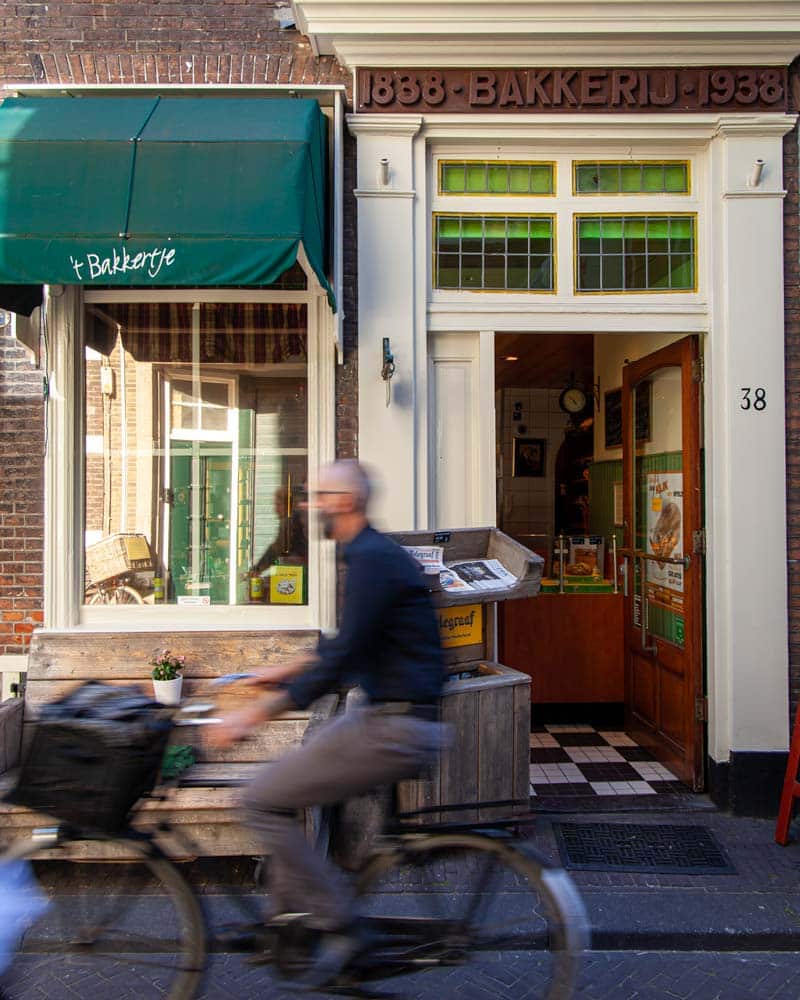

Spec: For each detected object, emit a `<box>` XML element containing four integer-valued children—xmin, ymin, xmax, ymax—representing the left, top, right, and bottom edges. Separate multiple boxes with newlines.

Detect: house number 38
<box><xmin>740</xmin><ymin>387</ymin><xmax>767</xmax><ymax>411</ymax></box>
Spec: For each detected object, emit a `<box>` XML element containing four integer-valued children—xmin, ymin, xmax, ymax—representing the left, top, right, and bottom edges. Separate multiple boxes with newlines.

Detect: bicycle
<box><xmin>84</xmin><ymin>572</ymin><xmax>145</xmax><ymax>605</ymax></box>
<box><xmin>0</xmin><ymin>702</ymin><xmax>589</xmax><ymax>1000</ymax></box>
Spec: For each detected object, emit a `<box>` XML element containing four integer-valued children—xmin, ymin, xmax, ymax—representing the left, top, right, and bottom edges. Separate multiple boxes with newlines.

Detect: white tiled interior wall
<box><xmin>498</xmin><ymin>389</ymin><xmax>570</xmax><ymax>549</ymax></box>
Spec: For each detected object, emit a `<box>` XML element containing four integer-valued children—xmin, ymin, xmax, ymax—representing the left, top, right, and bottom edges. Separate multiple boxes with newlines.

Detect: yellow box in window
<box><xmin>270</xmin><ymin>565</ymin><xmax>304</xmax><ymax>604</ymax></box>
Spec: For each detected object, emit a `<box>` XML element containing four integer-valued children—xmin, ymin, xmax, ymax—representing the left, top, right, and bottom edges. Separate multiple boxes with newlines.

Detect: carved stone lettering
<box><xmin>581</xmin><ymin>70</ymin><xmax>608</xmax><ymax>105</ymax></box>
<box><xmin>469</xmin><ymin>71</ymin><xmax>497</xmax><ymax>105</ymax></box>
<box><xmin>356</xmin><ymin>66</ymin><xmax>788</xmax><ymax>113</ymax></box>
<box><xmin>499</xmin><ymin>71</ymin><xmax>525</xmax><ymax>107</ymax></box>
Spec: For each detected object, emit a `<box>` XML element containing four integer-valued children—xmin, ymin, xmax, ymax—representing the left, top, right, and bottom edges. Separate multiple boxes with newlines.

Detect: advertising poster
<box><xmin>646</xmin><ymin>472</ymin><xmax>684</xmax><ymax>612</ymax></box>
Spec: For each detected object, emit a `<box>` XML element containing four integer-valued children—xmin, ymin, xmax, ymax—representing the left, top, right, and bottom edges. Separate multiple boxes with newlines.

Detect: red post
<box><xmin>775</xmin><ymin>699</ymin><xmax>800</xmax><ymax>845</ymax></box>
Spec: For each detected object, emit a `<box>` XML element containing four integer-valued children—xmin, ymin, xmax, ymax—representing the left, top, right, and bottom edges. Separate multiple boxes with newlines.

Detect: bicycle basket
<box><xmin>85</xmin><ymin>533</ymin><xmax>153</xmax><ymax>585</ymax></box>
<box><xmin>5</xmin><ymin>682</ymin><xmax>172</xmax><ymax>834</ymax></box>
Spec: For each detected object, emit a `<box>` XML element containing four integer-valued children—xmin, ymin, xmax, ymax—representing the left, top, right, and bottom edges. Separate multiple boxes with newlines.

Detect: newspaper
<box><xmin>403</xmin><ymin>545</ymin><xmax>446</xmax><ymax>575</ymax></box>
<box><xmin>440</xmin><ymin>558</ymin><xmax>517</xmax><ymax>593</ymax></box>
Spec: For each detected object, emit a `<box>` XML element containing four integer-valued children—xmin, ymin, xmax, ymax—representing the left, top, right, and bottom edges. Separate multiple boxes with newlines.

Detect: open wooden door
<box><xmin>621</xmin><ymin>336</ymin><xmax>704</xmax><ymax>789</ymax></box>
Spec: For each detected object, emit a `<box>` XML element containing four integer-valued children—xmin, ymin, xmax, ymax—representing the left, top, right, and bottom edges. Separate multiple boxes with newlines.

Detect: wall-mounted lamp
<box><xmin>379</xmin><ymin>156</ymin><xmax>390</xmax><ymax>187</ymax></box>
<box><xmin>749</xmin><ymin>159</ymin><xmax>765</xmax><ymax>188</ymax></box>
<box><xmin>381</xmin><ymin>336</ymin><xmax>395</xmax><ymax>406</ymax></box>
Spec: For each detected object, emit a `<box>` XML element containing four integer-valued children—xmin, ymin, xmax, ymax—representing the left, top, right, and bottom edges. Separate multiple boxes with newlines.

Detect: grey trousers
<box><xmin>243</xmin><ymin>705</ymin><xmax>442</xmax><ymax>930</ymax></box>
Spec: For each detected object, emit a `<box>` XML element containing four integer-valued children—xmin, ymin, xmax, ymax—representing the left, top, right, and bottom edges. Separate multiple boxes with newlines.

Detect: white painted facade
<box><xmin>293</xmin><ymin>0</ymin><xmax>800</xmax><ymax>768</ymax></box>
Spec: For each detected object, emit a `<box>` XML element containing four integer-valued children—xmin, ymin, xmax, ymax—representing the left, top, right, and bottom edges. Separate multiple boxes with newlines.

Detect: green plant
<box><xmin>161</xmin><ymin>744</ymin><xmax>196</xmax><ymax>780</ymax></box>
<box><xmin>150</xmin><ymin>649</ymin><xmax>185</xmax><ymax>681</ymax></box>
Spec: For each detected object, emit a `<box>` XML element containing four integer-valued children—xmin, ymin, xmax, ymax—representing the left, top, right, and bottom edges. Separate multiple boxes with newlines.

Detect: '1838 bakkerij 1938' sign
<box><xmin>356</xmin><ymin>67</ymin><xmax>787</xmax><ymax>114</ymax></box>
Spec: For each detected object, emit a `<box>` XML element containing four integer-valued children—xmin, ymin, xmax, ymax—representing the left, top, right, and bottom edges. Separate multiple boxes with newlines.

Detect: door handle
<box><xmin>637</xmin><ymin>553</ymin><xmax>658</xmax><ymax>656</ymax></box>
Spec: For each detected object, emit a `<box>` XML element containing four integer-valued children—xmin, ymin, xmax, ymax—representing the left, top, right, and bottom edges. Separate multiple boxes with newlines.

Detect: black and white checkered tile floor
<box><xmin>530</xmin><ymin>725</ymin><xmax>687</xmax><ymax>797</ymax></box>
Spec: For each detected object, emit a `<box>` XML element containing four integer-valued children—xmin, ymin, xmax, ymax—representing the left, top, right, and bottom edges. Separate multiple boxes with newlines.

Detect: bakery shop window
<box><xmin>83</xmin><ymin>301</ymin><xmax>310</xmax><ymax>609</ymax></box>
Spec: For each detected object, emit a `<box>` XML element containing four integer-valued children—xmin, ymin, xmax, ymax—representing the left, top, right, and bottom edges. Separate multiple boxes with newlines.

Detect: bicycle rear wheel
<box><xmin>355</xmin><ymin>832</ymin><xmax>588</xmax><ymax>999</ymax></box>
<box><xmin>0</xmin><ymin>831</ymin><xmax>205</xmax><ymax>1000</ymax></box>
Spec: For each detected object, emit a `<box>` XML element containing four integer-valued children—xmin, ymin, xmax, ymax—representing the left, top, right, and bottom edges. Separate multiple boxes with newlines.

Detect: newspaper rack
<box><xmin>389</xmin><ymin>526</ymin><xmax>543</xmax><ymax>608</ymax></box>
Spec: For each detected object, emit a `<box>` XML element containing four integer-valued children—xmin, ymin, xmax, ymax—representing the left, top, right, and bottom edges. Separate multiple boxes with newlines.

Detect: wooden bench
<box><xmin>0</xmin><ymin>630</ymin><xmax>337</xmax><ymax>860</ymax></box>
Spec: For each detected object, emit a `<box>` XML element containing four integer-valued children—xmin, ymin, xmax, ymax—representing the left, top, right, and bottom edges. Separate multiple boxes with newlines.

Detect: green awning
<box><xmin>0</xmin><ymin>96</ymin><xmax>333</xmax><ymax>310</ymax></box>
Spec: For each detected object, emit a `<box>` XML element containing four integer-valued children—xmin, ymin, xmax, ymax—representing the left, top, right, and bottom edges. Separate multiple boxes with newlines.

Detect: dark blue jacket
<box><xmin>287</xmin><ymin>525</ymin><xmax>445</xmax><ymax>710</ymax></box>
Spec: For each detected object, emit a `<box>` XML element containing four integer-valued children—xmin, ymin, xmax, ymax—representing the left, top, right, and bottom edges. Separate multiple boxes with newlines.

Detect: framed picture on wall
<box><xmin>513</xmin><ymin>437</ymin><xmax>546</xmax><ymax>477</ymax></box>
<box><xmin>604</xmin><ymin>382</ymin><xmax>652</xmax><ymax>449</ymax></box>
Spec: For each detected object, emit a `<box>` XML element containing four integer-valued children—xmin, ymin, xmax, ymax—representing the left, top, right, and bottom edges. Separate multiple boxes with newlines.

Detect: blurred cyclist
<box><xmin>212</xmin><ymin>459</ymin><xmax>445</xmax><ymax>987</ymax></box>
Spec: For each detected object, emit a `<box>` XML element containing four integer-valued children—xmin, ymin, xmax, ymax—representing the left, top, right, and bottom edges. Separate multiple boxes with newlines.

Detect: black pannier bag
<box><xmin>5</xmin><ymin>681</ymin><xmax>172</xmax><ymax>834</ymax></box>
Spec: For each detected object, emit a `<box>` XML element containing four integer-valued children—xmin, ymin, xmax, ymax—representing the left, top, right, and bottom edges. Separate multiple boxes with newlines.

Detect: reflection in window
<box><xmin>576</xmin><ymin>215</ymin><xmax>695</xmax><ymax>292</ymax></box>
<box><xmin>435</xmin><ymin>214</ymin><xmax>554</xmax><ymax>291</ymax></box>
<box><xmin>83</xmin><ymin>302</ymin><xmax>310</xmax><ymax>608</ymax></box>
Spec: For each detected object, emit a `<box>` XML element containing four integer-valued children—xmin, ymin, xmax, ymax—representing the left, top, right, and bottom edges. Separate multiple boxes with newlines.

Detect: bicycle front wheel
<box><xmin>356</xmin><ymin>832</ymin><xmax>588</xmax><ymax>999</ymax></box>
<box><xmin>109</xmin><ymin>584</ymin><xmax>144</xmax><ymax>605</ymax></box>
<box><xmin>0</xmin><ymin>831</ymin><xmax>206</xmax><ymax>1000</ymax></box>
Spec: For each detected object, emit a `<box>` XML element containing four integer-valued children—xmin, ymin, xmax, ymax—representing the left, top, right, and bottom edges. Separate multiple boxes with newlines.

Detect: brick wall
<box><xmin>0</xmin><ymin>2</ymin><xmax>357</xmax><ymax>650</ymax></box>
<box><xmin>785</xmin><ymin>63</ymin><xmax>800</xmax><ymax>722</ymax></box>
<box><xmin>0</xmin><ymin>324</ymin><xmax>44</xmax><ymax>652</ymax></box>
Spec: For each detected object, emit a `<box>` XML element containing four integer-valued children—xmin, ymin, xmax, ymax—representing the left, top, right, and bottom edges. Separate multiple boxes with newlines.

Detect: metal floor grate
<box><xmin>553</xmin><ymin>822</ymin><xmax>736</xmax><ymax>875</ymax></box>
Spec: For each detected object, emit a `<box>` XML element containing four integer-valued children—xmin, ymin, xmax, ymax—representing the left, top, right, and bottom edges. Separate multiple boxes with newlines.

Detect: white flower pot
<box><xmin>152</xmin><ymin>675</ymin><xmax>183</xmax><ymax>706</ymax></box>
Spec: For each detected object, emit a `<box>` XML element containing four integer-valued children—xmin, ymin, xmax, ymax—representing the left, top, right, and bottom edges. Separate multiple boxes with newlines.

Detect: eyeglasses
<box><xmin>300</xmin><ymin>489</ymin><xmax>351</xmax><ymax>498</ymax></box>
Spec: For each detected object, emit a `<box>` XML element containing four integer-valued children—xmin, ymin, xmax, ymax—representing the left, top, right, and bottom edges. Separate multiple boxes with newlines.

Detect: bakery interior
<box><xmin>495</xmin><ymin>331</ymin><xmax>678</xmax><ymax>724</ymax></box>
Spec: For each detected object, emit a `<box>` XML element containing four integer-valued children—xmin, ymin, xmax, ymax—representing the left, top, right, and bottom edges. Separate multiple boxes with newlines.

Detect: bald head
<box><xmin>319</xmin><ymin>460</ymin><xmax>372</xmax><ymax>513</ymax></box>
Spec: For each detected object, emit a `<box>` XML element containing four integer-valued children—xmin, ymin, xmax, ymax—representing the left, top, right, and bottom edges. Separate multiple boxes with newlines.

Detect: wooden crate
<box><xmin>397</xmin><ymin>661</ymin><xmax>531</xmax><ymax>825</ymax></box>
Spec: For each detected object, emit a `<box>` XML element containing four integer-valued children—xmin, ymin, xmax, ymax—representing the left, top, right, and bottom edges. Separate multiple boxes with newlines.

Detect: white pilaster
<box><xmin>348</xmin><ymin>114</ymin><xmax>423</xmax><ymax>529</ymax></box>
<box><xmin>44</xmin><ymin>285</ymin><xmax>83</xmax><ymax>629</ymax></box>
<box><xmin>705</xmin><ymin>115</ymin><xmax>797</xmax><ymax>759</ymax></box>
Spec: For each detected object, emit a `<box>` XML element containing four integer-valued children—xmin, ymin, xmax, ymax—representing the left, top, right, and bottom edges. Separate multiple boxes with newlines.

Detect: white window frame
<box><xmin>429</xmin><ymin>145</ymin><xmax>703</xmax><ymax>307</ymax></box>
<box><xmin>44</xmin><ymin>285</ymin><xmax>336</xmax><ymax>633</ymax></box>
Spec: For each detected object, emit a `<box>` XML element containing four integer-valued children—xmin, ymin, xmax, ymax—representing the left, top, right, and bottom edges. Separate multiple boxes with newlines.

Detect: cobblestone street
<box><xmin>6</xmin><ymin>950</ymin><xmax>800</xmax><ymax>1000</ymax></box>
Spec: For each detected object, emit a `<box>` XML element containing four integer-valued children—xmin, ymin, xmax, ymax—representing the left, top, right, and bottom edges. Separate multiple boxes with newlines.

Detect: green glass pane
<box><xmin>623</xmin><ymin>218</ymin><xmax>647</xmax><ymax>238</ymax></box>
<box><xmin>530</xmin><ymin>165</ymin><xmax>553</xmax><ymax>194</ymax></box>
<box><xmin>484</xmin><ymin>254</ymin><xmax>506</xmax><ymax>288</ymax></box>
<box><xmin>647</xmin><ymin>254</ymin><xmax>671</xmax><ymax>288</ymax></box>
<box><xmin>531</xmin><ymin>258</ymin><xmax>552</xmax><ymax>290</ymax></box>
<box><xmin>664</xmin><ymin>163</ymin><xmax>688</xmax><ymax>192</ymax></box>
<box><xmin>485</xmin><ymin>218</ymin><xmax>507</xmax><ymax>238</ymax></box>
<box><xmin>643</xmin><ymin>165</ymin><xmax>665</xmax><ymax>191</ymax></box>
<box><xmin>441</xmin><ymin>164</ymin><xmax>465</xmax><ymax>193</ymax></box>
<box><xmin>670</xmin><ymin>255</ymin><xmax>694</xmax><ymax>288</ymax></box>
<box><xmin>530</xmin><ymin>218</ymin><xmax>552</xmax><ymax>238</ymax></box>
<box><xmin>507</xmin><ymin>238</ymin><xmax>528</xmax><ymax>255</ymax></box>
<box><xmin>507</xmin><ymin>219</ymin><xmax>529</xmax><ymax>238</ymax></box>
<box><xmin>509</xmin><ymin>165</ymin><xmax>530</xmax><ymax>193</ymax></box>
<box><xmin>461</xmin><ymin>256</ymin><xmax>483</xmax><ymax>287</ymax></box>
<box><xmin>598</xmin><ymin>165</ymin><xmax>621</xmax><ymax>192</ymax></box>
<box><xmin>466</xmin><ymin>164</ymin><xmax>487</xmax><ymax>193</ymax></box>
<box><xmin>602</xmin><ymin>255</ymin><xmax>624</xmax><ymax>289</ymax></box>
<box><xmin>576</xmin><ymin>164</ymin><xmax>599</xmax><ymax>193</ymax></box>
<box><xmin>646</xmin><ymin>219</ymin><xmax>669</xmax><ymax>239</ymax></box>
<box><xmin>461</xmin><ymin>218</ymin><xmax>484</xmax><ymax>238</ymax></box>
<box><xmin>530</xmin><ymin>237</ymin><xmax>551</xmax><ymax>255</ymax></box>
<box><xmin>600</xmin><ymin>218</ymin><xmax>623</xmax><ymax>238</ymax></box>
<box><xmin>438</xmin><ymin>217</ymin><xmax>461</xmax><ymax>238</ymax></box>
<box><xmin>436</xmin><ymin>256</ymin><xmax>460</xmax><ymax>287</ymax></box>
<box><xmin>579</xmin><ymin>256</ymin><xmax>602</xmax><ymax>290</ymax></box>
<box><xmin>670</xmin><ymin>217</ymin><xmax>693</xmax><ymax>239</ymax></box>
<box><xmin>487</xmin><ymin>165</ymin><xmax>509</xmax><ymax>193</ymax></box>
<box><xmin>620</xmin><ymin>164</ymin><xmax>643</xmax><ymax>192</ymax></box>
<box><xmin>625</xmin><ymin>254</ymin><xmax>648</xmax><ymax>288</ymax></box>
<box><xmin>578</xmin><ymin>219</ymin><xmax>602</xmax><ymax>239</ymax></box>
<box><xmin>507</xmin><ymin>264</ymin><xmax>529</xmax><ymax>289</ymax></box>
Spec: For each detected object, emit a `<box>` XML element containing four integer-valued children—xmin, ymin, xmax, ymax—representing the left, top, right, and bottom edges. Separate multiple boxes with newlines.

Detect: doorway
<box><xmin>497</xmin><ymin>332</ymin><xmax>705</xmax><ymax>790</ymax></box>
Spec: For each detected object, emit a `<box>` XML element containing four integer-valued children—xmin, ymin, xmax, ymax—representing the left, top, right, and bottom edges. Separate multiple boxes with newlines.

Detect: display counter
<box><xmin>499</xmin><ymin>586</ymin><xmax>623</xmax><ymax>704</ymax></box>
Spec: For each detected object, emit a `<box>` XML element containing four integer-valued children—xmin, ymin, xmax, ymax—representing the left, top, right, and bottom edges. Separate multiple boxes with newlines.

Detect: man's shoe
<box><xmin>294</xmin><ymin>924</ymin><xmax>365</xmax><ymax>990</ymax></box>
